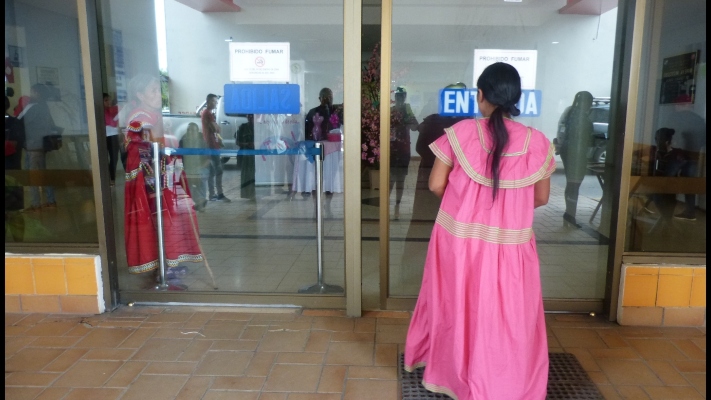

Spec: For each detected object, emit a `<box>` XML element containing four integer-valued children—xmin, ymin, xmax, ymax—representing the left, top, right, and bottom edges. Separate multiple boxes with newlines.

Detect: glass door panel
<box><xmin>625</xmin><ymin>0</ymin><xmax>706</xmax><ymax>253</ymax></box>
<box><xmin>388</xmin><ymin>0</ymin><xmax>621</xmax><ymax>300</ymax></box>
<box><xmin>98</xmin><ymin>0</ymin><xmax>346</xmax><ymax>298</ymax></box>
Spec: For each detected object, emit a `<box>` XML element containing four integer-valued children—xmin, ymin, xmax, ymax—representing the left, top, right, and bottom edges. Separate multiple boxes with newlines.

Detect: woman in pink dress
<box><xmin>123</xmin><ymin>74</ymin><xmax>203</xmax><ymax>286</ymax></box>
<box><xmin>405</xmin><ymin>63</ymin><xmax>555</xmax><ymax>399</ymax></box>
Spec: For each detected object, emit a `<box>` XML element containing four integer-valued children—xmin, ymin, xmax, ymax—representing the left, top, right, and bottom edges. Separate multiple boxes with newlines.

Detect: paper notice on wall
<box><xmin>473</xmin><ymin>49</ymin><xmax>538</xmax><ymax>90</ymax></box>
<box><xmin>230</xmin><ymin>42</ymin><xmax>290</xmax><ymax>83</ymax></box>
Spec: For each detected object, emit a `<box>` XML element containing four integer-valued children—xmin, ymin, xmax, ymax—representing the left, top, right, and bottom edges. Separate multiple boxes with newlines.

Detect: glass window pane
<box><xmin>5</xmin><ymin>0</ymin><xmax>98</xmax><ymax>244</ymax></box>
<box><xmin>390</xmin><ymin>0</ymin><xmax>621</xmax><ymax>299</ymax></box>
<box><xmin>98</xmin><ymin>0</ymin><xmax>345</xmax><ymax>294</ymax></box>
<box><xmin>625</xmin><ymin>0</ymin><xmax>706</xmax><ymax>253</ymax></box>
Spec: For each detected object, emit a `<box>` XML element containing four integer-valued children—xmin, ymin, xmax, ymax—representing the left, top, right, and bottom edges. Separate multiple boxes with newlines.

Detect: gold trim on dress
<box><xmin>429</xmin><ymin>142</ymin><xmax>453</xmax><ymax>167</ymax></box>
<box><xmin>404</xmin><ymin>360</ymin><xmax>460</xmax><ymax>400</ymax></box>
<box><xmin>128</xmin><ymin>254</ymin><xmax>204</xmax><ymax>275</ymax></box>
<box><xmin>445</xmin><ymin>127</ymin><xmax>555</xmax><ymax>188</ymax></box>
<box><xmin>436</xmin><ymin>209</ymin><xmax>533</xmax><ymax>244</ymax></box>
<box><xmin>475</xmin><ymin>118</ymin><xmax>531</xmax><ymax>156</ymax></box>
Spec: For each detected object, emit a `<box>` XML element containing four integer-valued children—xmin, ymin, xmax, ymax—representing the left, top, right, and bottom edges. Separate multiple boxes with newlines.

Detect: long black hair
<box><xmin>476</xmin><ymin>62</ymin><xmax>522</xmax><ymax>200</ymax></box>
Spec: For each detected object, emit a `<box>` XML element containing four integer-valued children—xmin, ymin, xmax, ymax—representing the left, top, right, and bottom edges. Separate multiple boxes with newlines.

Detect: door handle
<box><xmin>220</xmin><ymin>121</ymin><xmax>230</xmax><ymax>125</ymax></box>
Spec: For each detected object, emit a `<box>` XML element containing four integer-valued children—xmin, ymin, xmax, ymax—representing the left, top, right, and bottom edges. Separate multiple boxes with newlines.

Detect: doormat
<box><xmin>399</xmin><ymin>352</ymin><xmax>604</xmax><ymax>399</ymax></box>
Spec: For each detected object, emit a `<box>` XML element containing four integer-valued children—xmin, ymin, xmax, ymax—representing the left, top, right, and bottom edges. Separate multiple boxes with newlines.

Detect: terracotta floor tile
<box><xmin>597</xmin><ymin>359</ymin><xmax>663</xmax><ymax>386</ymax></box>
<box><xmin>690</xmin><ymin>337</ymin><xmax>705</xmax><ymax>351</ymax></box>
<box><xmin>118</xmin><ymin>327</ymin><xmax>158</xmax><ymax>348</ymax></box>
<box><xmin>144</xmin><ymin>361</ymin><xmax>198</xmax><ymax>375</ymax></box>
<box><xmin>683</xmin><ymin>373</ymin><xmax>706</xmax><ymax>397</ymax></box>
<box><xmin>211</xmin><ymin>340</ymin><xmax>259</xmax><ymax>351</ymax></box>
<box><xmin>552</xmin><ymin>327</ymin><xmax>608</xmax><ymax>348</ymax></box>
<box><xmin>194</xmin><ymin>351</ymin><xmax>254</xmax><ymax>376</ymax></box>
<box><xmin>672</xmin><ymin>360</ymin><xmax>706</xmax><ymax>373</ymax></box>
<box><xmin>4</xmin><ymin>387</ymin><xmax>44</xmax><ymax>400</ymax></box>
<box><xmin>52</xmin><ymin>360</ymin><xmax>123</xmax><ymax>387</ymax></box>
<box><xmin>34</xmin><ymin>387</ymin><xmax>71</xmax><ymax>400</ymax></box>
<box><xmin>104</xmin><ymin>361</ymin><xmax>148</xmax><ymax>387</ymax></box>
<box><xmin>5</xmin><ymin>348</ymin><xmax>64</xmax><ymax>372</ymax></box>
<box><xmin>616</xmin><ymin>385</ymin><xmax>652</xmax><ymax>399</ymax></box>
<box><xmin>175</xmin><ymin>376</ymin><xmax>212</xmax><ymax>400</ymax></box>
<box><xmin>596</xmin><ymin>385</ymin><xmax>622</xmax><ymax>400</ymax></box>
<box><xmin>64</xmin><ymin>387</ymin><xmax>125</xmax><ymax>400</ymax></box>
<box><xmin>565</xmin><ymin>348</ymin><xmax>601</xmax><ymax>372</ymax></box>
<box><xmin>660</xmin><ymin>327</ymin><xmax>705</xmax><ymax>339</ymax></box>
<box><xmin>145</xmin><ymin>312</ymin><xmax>195</xmax><ymax>323</ymax></box>
<box><xmin>202</xmin><ymin>390</ymin><xmax>260</xmax><ymax>400</ymax></box>
<box><xmin>29</xmin><ymin>336</ymin><xmax>81</xmax><ymax>348</ymax></box>
<box><xmin>325</xmin><ymin>342</ymin><xmax>374</xmax><ymax>365</ymax></box>
<box><xmin>245</xmin><ymin>352</ymin><xmax>277</xmax><ymax>377</ymax></box>
<box><xmin>375</xmin><ymin>324</ymin><xmax>408</xmax><ymax>344</ymax></box>
<box><xmin>588</xmin><ymin>347</ymin><xmax>640</xmax><ymax>359</ymax></box>
<box><xmin>43</xmin><ymin>348</ymin><xmax>89</xmax><ymax>372</ymax></box>
<box><xmin>259</xmin><ymin>393</ymin><xmax>287</xmax><ymax>400</ymax></box>
<box><xmin>353</xmin><ymin>317</ymin><xmax>376</xmax><ymax>333</ymax></box>
<box><xmin>22</xmin><ymin>321</ymin><xmax>77</xmax><ymax>337</ymax></box>
<box><xmin>374</xmin><ymin>343</ymin><xmax>398</xmax><ymax>367</ymax></box>
<box><xmin>178</xmin><ymin>339</ymin><xmax>213</xmax><ymax>362</ymax></box>
<box><xmin>331</xmin><ymin>331</ymin><xmax>375</xmax><ymax>342</ymax></box>
<box><xmin>201</xmin><ymin>323</ymin><xmax>248</xmax><ymax>340</ymax></box>
<box><xmin>646</xmin><ymin>360</ymin><xmax>691</xmax><ymax>386</ymax></box>
<box><xmin>131</xmin><ymin>338</ymin><xmax>193</xmax><ymax>362</ymax></box>
<box><xmin>4</xmin><ymin>336</ymin><xmax>35</xmax><ymax>357</ymax></box>
<box><xmin>82</xmin><ymin>348</ymin><xmax>137</xmax><ymax>360</ymax></box>
<box><xmin>597</xmin><ymin>330</ymin><xmax>630</xmax><ymax>348</ymax></box>
<box><xmin>212</xmin><ymin>376</ymin><xmax>266</xmax><ymax>390</ymax></box>
<box><xmin>275</xmin><ymin>352</ymin><xmax>324</xmax><ymax>364</ymax></box>
<box><xmin>4</xmin><ymin>325</ymin><xmax>30</xmax><ymax>336</ymax></box>
<box><xmin>671</xmin><ymin>339</ymin><xmax>706</xmax><ymax>360</ymax></box>
<box><xmin>343</xmin><ymin>378</ymin><xmax>397</xmax><ymax>400</ymax></box>
<box><xmin>287</xmin><ymin>393</ymin><xmax>342</xmax><ymax>400</ymax></box>
<box><xmin>257</xmin><ymin>330</ymin><xmax>310</xmax><ymax>352</ymax></box>
<box><xmin>317</xmin><ymin>365</ymin><xmax>346</xmax><ymax>393</ymax></box>
<box><xmin>4</xmin><ymin>371</ymin><xmax>60</xmax><ymax>386</ymax></box>
<box><xmin>617</xmin><ymin>327</ymin><xmax>665</xmax><ymax>339</ymax></box>
<box><xmin>119</xmin><ymin>374</ymin><xmax>188</xmax><ymax>400</ymax></box>
<box><xmin>304</xmin><ymin>331</ymin><xmax>331</xmax><ymax>353</ymax></box>
<box><xmin>74</xmin><ymin>328</ymin><xmax>135</xmax><ymax>348</ymax></box>
<box><xmin>347</xmin><ymin>366</ymin><xmax>397</xmax><ymax>380</ymax></box>
<box><xmin>642</xmin><ymin>386</ymin><xmax>704</xmax><ymax>399</ymax></box>
<box><xmin>311</xmin><ymin>317</ymin><xmax>355</xmax><ymax>331</ymax></box>
<box><xmin>627</xmin><ymin>339</ymin><xmax>688</xmax><ymax>360</ymax></box>
<box><xmin>241</xmin><ymin>325</ymin><xmax>268</xmax><ymax>340</ymax></box>
<box><xmin>263</xmin><ymin>364</ymin><xmax>321</xmax><ymax>392</ymax></box>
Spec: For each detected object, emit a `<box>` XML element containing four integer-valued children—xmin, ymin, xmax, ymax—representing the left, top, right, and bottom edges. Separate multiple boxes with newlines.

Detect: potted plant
<box><xmin>362</xmin><ymin>43</ymin><xmax>381</xmax><ymax>190</ymax></box>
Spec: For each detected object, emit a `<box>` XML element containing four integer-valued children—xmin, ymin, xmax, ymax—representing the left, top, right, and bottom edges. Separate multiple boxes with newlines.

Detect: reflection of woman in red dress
<box><xmin>123</xmin><ymin>74</ymin><xmax>203</xmax><ymax>279</ymax></box>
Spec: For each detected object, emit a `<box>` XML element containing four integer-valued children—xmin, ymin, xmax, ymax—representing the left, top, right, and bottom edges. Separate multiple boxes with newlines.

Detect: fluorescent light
<box><xmin>552</xmin><ymin>41</ymin><xmax>559</xmax><ymax>44</ymax></box>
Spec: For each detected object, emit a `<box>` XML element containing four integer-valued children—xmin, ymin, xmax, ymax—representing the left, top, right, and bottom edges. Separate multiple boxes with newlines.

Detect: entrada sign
<box><xmin>439</xmin><ymin>89</ymin><xmax>542</xmax><ymax>117</ymax></box>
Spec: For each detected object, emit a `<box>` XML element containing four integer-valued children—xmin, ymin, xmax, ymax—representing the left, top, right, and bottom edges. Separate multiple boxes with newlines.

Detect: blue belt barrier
<box><xmin>164</xmin><ymin>141</ymin><xmax>322</xmax><ymax>162</ymax></box>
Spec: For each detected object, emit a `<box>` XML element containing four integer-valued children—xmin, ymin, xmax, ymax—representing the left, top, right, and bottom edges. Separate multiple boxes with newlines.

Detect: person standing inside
<box><xmin>201</xmin><ymin>93</ymin><xmax>230</xmax><ymax>202</ymax></box>
<box><xmin>180</xmin><ymin>122</ymin><xmax>210</xmax><ymax>211</ymax></box>
<box><xmin>390</xmin><ymin>86</ymin><xmax>419</xmax><ymax>219</ymax></box>
<box><xmin>104</xmin><ymin>93</ymin><xmax>120</xmax><ymax>185</ymax></box>
<box><xmin>558</xmin><ymin>91</ymin><xmax>593</xmax><ymax>228</ymax></box>
<box><xmin>405</xmin><ymin>63</ymin><xmax>554</xmax><ymax>399</ymax></box>
<box><xmin>5</xmin><ymin>95</ymin><xmax>25</xmax><ymax>241</ymax></box>
<box><xmin>236</xmin><ymin>114</ymin><xmax>256</xmax><ymax>200</ymax></box>
<box><xmin>19</xmin><ymin>83</ymin><xmax>58</xmax><ymax>211</ymax></box>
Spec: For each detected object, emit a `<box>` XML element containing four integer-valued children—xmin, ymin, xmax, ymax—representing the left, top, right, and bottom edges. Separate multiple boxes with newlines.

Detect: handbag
<box><xmin>43</xmin><ymin>134</ymin><xmax>63</xmax><ymax>151</ymax></box>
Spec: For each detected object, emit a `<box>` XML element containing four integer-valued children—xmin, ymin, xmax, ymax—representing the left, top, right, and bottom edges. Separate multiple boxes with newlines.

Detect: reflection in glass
<box><xmin>625</xmin><ymin>0</ymin><xmax>706</xmax><ymax>254</ymax></box>
<box><xmin>5</xmin><ymin>0</ymin><xmax>97</xmax><ymax>244</ymax></box>
<box><xmin>100</xmin><ymin>0</ymin><xmax>346</xmax><ymax>294</ymax></box>
<box><xmin>390</xmin><ymin>1</ymin><xmax>620</xmax><ymax>299</ymax></box>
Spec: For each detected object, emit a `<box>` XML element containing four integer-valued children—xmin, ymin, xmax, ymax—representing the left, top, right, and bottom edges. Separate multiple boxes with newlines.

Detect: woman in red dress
<box><xmin>123</xmin><ymin>74</ymin><xmax>203</xmax><ymax>282</ymax></box>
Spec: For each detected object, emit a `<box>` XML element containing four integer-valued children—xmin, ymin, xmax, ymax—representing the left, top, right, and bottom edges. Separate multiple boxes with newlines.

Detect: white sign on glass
<box><xmin>229</xmin><ymin>42</ymin><xmax>291</xmax><ymax>82</ymax></box>
<box><xmin>473</xmin><ymin>49</ymin><xmax>538</xmax><ymax>90</ymax></box>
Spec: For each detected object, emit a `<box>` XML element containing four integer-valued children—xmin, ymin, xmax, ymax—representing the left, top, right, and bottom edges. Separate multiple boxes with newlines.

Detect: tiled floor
<box><xmin>4</xmin><ymin>307</ymin><xmax>706</xmax><ymax>399</ymax></box>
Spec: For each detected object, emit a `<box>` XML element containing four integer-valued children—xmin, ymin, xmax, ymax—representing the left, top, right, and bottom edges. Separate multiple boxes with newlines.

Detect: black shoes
<box><xmin>209</xmin><ymin>194</ymin><xmax>232</xmax><ymax>203</ymax></box>
<box><xmin>563</xmin><ymin>213</ymin><xmax>582</xmax><ymax>229</ymax></box>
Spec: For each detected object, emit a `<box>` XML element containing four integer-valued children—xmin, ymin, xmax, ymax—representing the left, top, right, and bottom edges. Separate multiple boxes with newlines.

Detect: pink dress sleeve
<box><xmin>429</xmin><ymin>133</ymin><xmax>454</xmax><ymax>167</ymax></box>
<box><xmin>541</xmin><ymin>142</ymin><xmax>557</xmax><ymax>180</ymax></box>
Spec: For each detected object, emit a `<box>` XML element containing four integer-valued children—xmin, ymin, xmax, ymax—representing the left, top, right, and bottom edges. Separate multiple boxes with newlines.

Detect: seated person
<box><xmin>650</xmin><ymin>127</ymin><xmax>697</xmax><ymax>221</ymax></box>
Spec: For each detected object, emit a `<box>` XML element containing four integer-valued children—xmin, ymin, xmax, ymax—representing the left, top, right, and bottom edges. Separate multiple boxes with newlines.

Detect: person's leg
<box><xmin>207</xmin><ymin>158</ymin><xmax>216</xmax><ymax>199</ymax></box>
<box><xmin>40</xmin><ymin>151</ymin><xmax>55</xmax><ymax>205</ymax></box>
<box><xmin>675</xmin><ymin>160</ymin><xmax>698</xmax><ymax>219</ymax></box>
<box><xmin>563</xmin><ymin>181</ymin><xmax>582</xmax><ymax>227</ymax></box>
<box><xmin>25</xmin><ymin>151</ymin><xmax>42</xmax><ymax>208</ymax></box>
<box><xmin>211</xmin><ymin>155</ymin><xmax>229</xmax><ymax>201</ymax></box>
<box><xmin>107</xmin><ymin>135</ymin><xmax>119</xmax><ymax>183</ymax></box>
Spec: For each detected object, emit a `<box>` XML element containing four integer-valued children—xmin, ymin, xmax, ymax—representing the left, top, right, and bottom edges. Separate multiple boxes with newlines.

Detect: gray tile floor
<box><xmin>109</xmin><ymin>160</ymin><xmax>702</xmax><ymax>302</ymax></box>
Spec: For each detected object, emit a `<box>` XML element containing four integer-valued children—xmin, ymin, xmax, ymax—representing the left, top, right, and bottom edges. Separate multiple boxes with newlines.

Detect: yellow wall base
<box><xmin>618</xmin><ymin>264</ymin><xmax>706</xmax><ymax>326</ymax></box>
<box><xmin>5</xmin><ymin>254</ymin><xmax>104</xmax><ymax>314</ymax></box>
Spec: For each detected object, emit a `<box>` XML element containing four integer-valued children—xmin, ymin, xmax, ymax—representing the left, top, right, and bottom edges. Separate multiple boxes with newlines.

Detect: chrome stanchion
<box><xmin>299</xmin><ymin>142</ymin><xmax>344</xmax><ymax>294</ymax></box>
<box><xmin>152</xmin><ymin>142</ymin><xmax>169</xmax><ymax>290</ymax></box>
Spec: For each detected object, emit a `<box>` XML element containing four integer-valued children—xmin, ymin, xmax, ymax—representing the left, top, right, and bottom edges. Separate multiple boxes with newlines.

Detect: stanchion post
<box><xmin>152</xmin><ymin>142</ymin><xmax>168</xmax><ymax>290</ymax></box>
<box><xmin>299</xmin><ymin>143</ymin><xmax>344</xmax><ymax>294</ymax></box>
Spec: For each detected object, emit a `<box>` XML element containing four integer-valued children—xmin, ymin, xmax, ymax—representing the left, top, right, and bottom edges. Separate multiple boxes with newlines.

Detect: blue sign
<box><xmin>439</xmin><ymin>89</ymin><xmax>542</xmax><ymax>117</ymax></box>
<box><xmin>224</xmin><ymin>83</ymin><xmax>300</xmax><ymax>115</ymax></box>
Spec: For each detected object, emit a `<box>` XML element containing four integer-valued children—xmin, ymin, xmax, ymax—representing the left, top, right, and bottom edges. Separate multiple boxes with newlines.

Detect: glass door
<box><xmin>97</xmin><ymin>0</ymin><xmax>355</xmax><ymax>308</ymax></box>
<box><xmin>379</xmin><ymin>0</ymin><xmax>625</xmax><ymax>310</ymax></box>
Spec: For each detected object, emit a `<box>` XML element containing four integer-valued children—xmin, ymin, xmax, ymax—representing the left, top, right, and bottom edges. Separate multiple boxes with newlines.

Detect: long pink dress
<box><xmin>405</xmin><ymin>118</ymin><xmax>556</xmax><ymax>400</ymax></box>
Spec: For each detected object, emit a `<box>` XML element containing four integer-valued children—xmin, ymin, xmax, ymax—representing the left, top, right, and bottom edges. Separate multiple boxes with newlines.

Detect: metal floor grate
<box><xmin>400</xmin><ymin>353</ymin><xmax>604</xmax><ymax>400</ymax></box>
